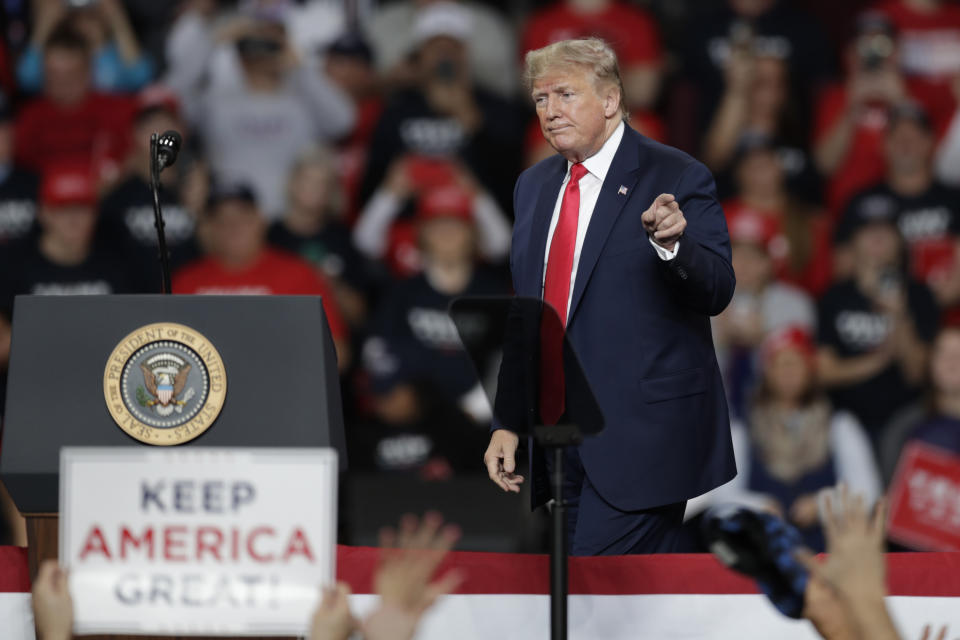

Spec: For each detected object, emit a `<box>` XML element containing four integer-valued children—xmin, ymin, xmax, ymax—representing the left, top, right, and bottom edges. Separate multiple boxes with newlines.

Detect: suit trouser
<box><xmin>545</xmin><ymin>445</ymin><xmax>686</xmax><ymax>555</ymax></box>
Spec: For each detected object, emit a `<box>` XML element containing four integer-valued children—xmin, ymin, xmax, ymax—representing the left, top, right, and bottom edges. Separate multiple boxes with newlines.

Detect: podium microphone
<box><xmin>156</xmin><ymin>130</ymin><xmax>182</xmax><ymax>172</ymax></box>
<box><xmin>149</xmin><ymin>130</ymin><xmax>182</xmax><ymax>294</ymax></box>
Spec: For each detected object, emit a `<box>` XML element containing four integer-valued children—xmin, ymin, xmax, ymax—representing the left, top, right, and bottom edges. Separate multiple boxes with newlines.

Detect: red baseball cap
<box><xmin>728</xmin><ymin>208</ymin><xmax>779</xmax><ymax>250</ymax></box>
<box><xmin>405</xmin><ymin>155</ymin><xmax>459</xmax><ymax>192</ymax></box>
<box><xmin>136</xmin><ymin>84</ymin><xmax>181</xmax><ymax>120</ymax></box>
<box><xmin>41</xmin><ymin>164</ymin><xmax>96</xmax><ymax>207</ymax></box>
<box><xmin>418</xmin><ymin>185</ymin><xmax>473</xmax><ymax>223</ymax></box>
<box><xmin>760</xmin><ymin>326</ymin><xmax>816</xmax><ymax>368</ymax></box>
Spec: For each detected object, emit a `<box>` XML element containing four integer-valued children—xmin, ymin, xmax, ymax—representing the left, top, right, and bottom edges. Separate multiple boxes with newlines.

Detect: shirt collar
<box><xmin>567</xmin><ymin>120</ymin><xmax>625</xmax><ymax>183</ymax></box>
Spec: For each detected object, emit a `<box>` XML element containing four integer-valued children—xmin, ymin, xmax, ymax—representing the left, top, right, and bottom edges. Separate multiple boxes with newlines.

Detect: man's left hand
<box><xmin>642</xmin><ymin>193</ymin><xmax>686</xmax><ymax>252</ymax></box>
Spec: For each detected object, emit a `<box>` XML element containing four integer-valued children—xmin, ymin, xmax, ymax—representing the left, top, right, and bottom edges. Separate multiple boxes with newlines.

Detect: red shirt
<box><xmin>812</xmin><ymin>78</ymin><xmax>953</xmax><ymax>217</ymax></box>
<box><xmin>723</xmin><ymin>198</ymin><xmax>834</xmax><ymax>297</ymax></box>
<box><xmin>520</xmin><ymin>2</ymin><xmax>662</xmax><ymax>66</ymax></box>
<box><xmin>173</xmin><ymin>248</ymin><xmax>347</xmax><ymax>340</ymax></box>
<box><xmin>874</xmin><ymin>1</ymin><xmax>960</xmax><ymax>85</ymax></box>
<box><xmin>13</xmin><ymin>92</ymin><xmax>133</xmax><ymax>178</ymax></box>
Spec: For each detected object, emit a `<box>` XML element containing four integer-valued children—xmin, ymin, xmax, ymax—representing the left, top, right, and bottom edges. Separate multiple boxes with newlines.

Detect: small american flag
<box><xmin>618</xmin><ymin>185</ymin><xmax>628</xmax><ymax>195</ymax></box>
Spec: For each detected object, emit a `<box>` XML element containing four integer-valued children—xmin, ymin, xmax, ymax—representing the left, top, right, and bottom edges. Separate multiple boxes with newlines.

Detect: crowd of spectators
<box><xmin>1</xmin><ymin>0</ymin><xmax>960</xmax><ymax>553</ymax></box>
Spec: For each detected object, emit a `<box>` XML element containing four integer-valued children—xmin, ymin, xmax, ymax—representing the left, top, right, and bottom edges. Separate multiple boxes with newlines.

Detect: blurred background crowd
<box><xmin>1</xmin><ymin>0</ymin><xmax>960</xmax><ymax>554</ymax></box>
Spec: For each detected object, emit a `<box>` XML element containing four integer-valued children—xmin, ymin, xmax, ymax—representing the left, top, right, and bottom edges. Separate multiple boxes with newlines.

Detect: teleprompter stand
<box><xmin>450</xmin><ymin>296</ymin><xmax>604</xmax><ymax>640</ymax></box>
<box><xmin>535</xmin><ymin>423</ymin><xmax>582</xmax><ymax>640</ymax></box>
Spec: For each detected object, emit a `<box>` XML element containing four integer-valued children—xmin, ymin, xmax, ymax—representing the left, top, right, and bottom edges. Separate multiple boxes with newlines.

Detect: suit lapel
<box><xmin>522</xmin><ymin>158</ymin><xmax>567</xmax><ymax>298</ymax></box>
<box><xmin>567</xmin><ymin>129</ymin><xmax>643</xmax><ymax>324</ymax></box>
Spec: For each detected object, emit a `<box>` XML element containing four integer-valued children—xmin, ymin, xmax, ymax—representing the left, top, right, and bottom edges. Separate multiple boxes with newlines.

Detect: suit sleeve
<box><xmin>657</xmin><ymin>160</ymin><xmax>735</xmax><ymax>316</ymax></box>
<box><xmin>492</xmin><ymin>177</ymin><xmax>523</xmax><ymax>434</ymax></box>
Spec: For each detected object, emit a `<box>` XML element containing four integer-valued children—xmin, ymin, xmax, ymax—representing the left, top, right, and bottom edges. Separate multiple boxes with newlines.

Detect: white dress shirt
<box><xmin>542</xmin><ymin>121</ymin><xmax>678</xmax><ymax>320</ymax></box>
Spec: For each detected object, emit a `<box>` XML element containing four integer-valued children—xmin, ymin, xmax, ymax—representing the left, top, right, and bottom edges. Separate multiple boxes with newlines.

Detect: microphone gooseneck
<box><xmin>149</xmin><ymin>131</ymin><xmax>174</xmax><ymax>294</ymax></box>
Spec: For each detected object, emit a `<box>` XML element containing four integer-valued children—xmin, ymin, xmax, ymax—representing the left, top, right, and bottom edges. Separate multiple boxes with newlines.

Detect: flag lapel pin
<box><xmin>618</xmin><ymin>185</ymin><xmax>628</xmax><ymax>195</ymax></box>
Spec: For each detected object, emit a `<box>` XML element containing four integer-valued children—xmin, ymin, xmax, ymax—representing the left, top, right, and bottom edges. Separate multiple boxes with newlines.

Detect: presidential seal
<box><xmin>103</xmin><ymin>323</ymin><xmax>227</xmax><ymax>445</ymax></box>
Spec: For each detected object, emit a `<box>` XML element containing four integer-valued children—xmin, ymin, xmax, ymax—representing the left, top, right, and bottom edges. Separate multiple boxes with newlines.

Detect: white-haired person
<box><xmin>484</xmin><ymin>37</ymin><xmax>737</xmax><ymax>555</ymax></box>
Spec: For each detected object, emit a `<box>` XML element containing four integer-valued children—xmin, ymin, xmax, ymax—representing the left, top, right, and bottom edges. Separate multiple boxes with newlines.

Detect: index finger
<box><xmin>655</xmin><ymin>193</ymin><xmax>676</xmax><ymax>207</ymax></box>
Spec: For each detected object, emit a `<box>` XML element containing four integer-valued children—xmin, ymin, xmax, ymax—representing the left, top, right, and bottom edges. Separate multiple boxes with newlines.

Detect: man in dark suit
<box><xmin>483</xmin><ymin>37</ymin><xmax>737</xmax><ymax>555</ymax></box>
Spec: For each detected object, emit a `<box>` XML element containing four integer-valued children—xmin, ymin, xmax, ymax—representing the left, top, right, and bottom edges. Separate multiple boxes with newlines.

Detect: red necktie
<box><xmin>539</xmin><ymin>163</ymin><xmax>588</xmax><ymax>425</ymax></box>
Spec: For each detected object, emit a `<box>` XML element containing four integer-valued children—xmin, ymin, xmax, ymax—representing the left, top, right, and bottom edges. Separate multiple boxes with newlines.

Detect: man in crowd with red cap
<box><xmin>172</xmin><ymin>181</ymin><xmax>349</xmax><ymax>369</ymax></box>
<box><xmin>0</xmin><ymin>163</ymin><xmax>143</xmax><ymax>316</ymax></box>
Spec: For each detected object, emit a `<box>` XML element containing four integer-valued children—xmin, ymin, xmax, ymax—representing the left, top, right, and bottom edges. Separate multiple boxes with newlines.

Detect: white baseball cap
<box><xmin>411</xmin><ymin>2</ymin><xmax>473</xmax><ymax>47</ymax></box>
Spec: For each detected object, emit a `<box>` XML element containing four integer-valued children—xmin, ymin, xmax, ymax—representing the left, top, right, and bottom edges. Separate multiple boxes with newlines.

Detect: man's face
<box><xmin>851</xmin><ymin>222</ymin><xmax>901</xmax><ymax>269</ymax></box>
<box><xmin>532</xmin><ymin>66</ymin><xmax>617</xmax><ymax>161</ymax></box>
<box><xmin>39</xmin><ymin>203</ymin><xmax>98</xmax><ymax>250</ymax></box>
<box><xmin>44</xmin><ymin>48</ymin><xmax>90</xmax><ymax>106</ymax></box>
<box><xmin>885</xmin><ymin>119</ymin><xmax>934</xmax><ymax>177</ymax></box>
<box><xmin>736</xmin><ymin>148</ymin><xmax>784</xmax><ymax>198</ymax></box>
<box><xmin>325</xmin><ymin>54</ymin><xmax>376</xmax><ymax>97</ymax></box>
<box><xmin>207</xmin><ymin>200</ymin><xmax>265</xmax><ymax>265</ymax></box>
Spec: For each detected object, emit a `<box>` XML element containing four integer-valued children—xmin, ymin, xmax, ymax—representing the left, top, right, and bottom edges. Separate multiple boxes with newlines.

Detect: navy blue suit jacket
<box><xmin>500</xmin><ymin>124</ymin><xmax>737</xmax><ymax>512</ymax></box>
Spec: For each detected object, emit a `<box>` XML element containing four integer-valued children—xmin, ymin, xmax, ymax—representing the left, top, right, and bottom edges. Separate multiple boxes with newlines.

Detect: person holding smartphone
<box><xmin>816</xmin><ymin>199</ymin><xmax>939</xmax><ymax>448</ymax></box>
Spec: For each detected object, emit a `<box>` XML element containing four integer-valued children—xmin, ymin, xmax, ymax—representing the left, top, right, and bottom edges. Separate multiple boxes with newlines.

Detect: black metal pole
<box><xmin>550</xmin><ymin>445</ymin><xmax>567</xmax><ymax>640</ymax></box>
<box><xmin>149</xmin><ymin>132</ymin><xmax>172</xmax><ymax>294</ymax></box>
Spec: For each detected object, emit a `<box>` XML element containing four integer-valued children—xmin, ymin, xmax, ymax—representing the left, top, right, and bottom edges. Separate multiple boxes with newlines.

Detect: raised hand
<box><xmin>309</xmin><ymin>583</ymin><xmax>358</xmax><ymax>640</ymax></box>
<box><xmin>797</xmin><ymin>486</ymin><xmax>897</xmax><ymax>640</ymax></box>
<box><xmin>362</xmin><ymin>512</ymin><xmax>463</xmax><ymax>640</ymax></box>
<box><xmin>31</xmin><ymin>560</ymin><xmax>74</xmax><ymax>640</ymax></box>
<box><xmin>641</xmin><ymin>193</ymin><xmax>686</xmax><ymax>251</ymax></box>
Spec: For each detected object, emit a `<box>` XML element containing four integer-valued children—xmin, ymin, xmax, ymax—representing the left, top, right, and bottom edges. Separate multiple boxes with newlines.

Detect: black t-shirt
<box><xmin>98</xmin><ymin>174</ymin><xmax>199</xmax><ymax>273</ymax></box>
<box><xmin>835</xmin><ymin>182</ymin><xmax>960</xmax><ymax>258</ymax></box>
<box><xmin>0</xmin><ymin>167</ymin><xmax>39</xmax><ymax>244</ymax></box>
<box><xmin>354</xmin><ymin>268</ymin><xmax>508</xmax><ymax>473</ymax></box>
<box><xmin>0</xmin><ymin>238</ymin><xmax>145</xmax><ymax>315</ymax></box>
<box><xmin>358</xmin><ymin>87</ymin><xmax>523</xmax><ymax>211</ymax></box>
<box><xmin>365</xmin><ymin>269</ymin><xmax>508</xmax><ymax>399</ymax></box>
<box><xmin>267</xmin><ymin>220</ymin><xmax>377</xmax><ymax>294</ymax></box>
<box><xmin>346</xmin><ymin>399</ymin><xmax>490</xmax><ymax>473</ymax></box>
<box><xmin>816</xmin><ymin>278</ymin><xmax>939</xmax><ymax>432</ymax></box>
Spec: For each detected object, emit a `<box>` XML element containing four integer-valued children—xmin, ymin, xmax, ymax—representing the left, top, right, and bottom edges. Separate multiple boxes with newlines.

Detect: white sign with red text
<box><xmin>59</xmin><ymin>447</ymin><xmax>337</xmax><ymax>636</ymax></box>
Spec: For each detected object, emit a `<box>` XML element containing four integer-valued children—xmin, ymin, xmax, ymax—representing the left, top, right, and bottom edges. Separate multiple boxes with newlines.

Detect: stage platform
<box><xmin>2</xmin><ymin>545</ymin><xmax>959</xmax><ymax>639</ymax></box>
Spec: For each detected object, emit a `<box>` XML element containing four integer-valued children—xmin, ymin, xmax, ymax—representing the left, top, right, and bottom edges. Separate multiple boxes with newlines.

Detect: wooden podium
<box><xmin>3</xmin><ymin>295</ymin><xmax>346</xmax><ymax>639</ymax></box>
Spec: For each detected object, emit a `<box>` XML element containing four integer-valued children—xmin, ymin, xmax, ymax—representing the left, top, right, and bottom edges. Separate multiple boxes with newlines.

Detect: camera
<box><xmin>857</xmin><ymin>33</ymin><xmax>894</xmax><ymax>71</ymax></box>
<box><xmin>432</xmin><ymin>58</ymin><xmax>459</xmax><ymax>83</ymax></box>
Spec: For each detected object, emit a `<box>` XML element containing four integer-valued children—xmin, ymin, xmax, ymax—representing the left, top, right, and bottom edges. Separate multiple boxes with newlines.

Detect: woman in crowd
<box><xmin>702</xmin><ymin>51</ymin><xmax>819</xmax><ymax>202</ymax></box>
<box><xmin>706</xmin><ymin>326</ymin><xmax>881</xmax><ymax>551</ymax></box>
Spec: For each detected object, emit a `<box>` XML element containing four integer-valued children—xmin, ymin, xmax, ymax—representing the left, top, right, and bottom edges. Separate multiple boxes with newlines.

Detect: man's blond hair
<box><xmin>523</xmin><ymin>37</ymin><xmax>628</xmax><ymax>120</ymax></box>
